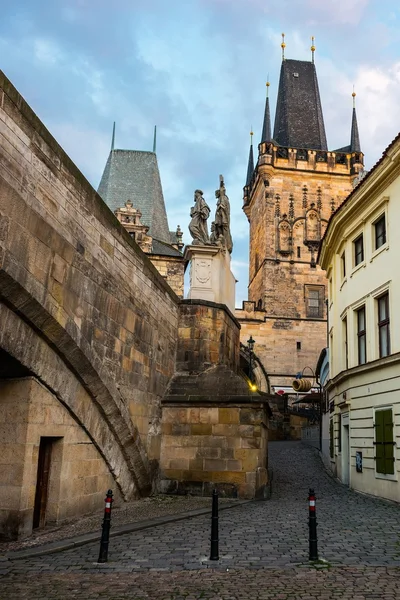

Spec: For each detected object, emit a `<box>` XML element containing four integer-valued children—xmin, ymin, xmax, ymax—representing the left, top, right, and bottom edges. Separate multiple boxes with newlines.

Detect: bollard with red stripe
<box><xmin>98</xmin><ymin>489</ymin><xmax>113</xmax><ymax>563</ymax></box>
<box><xmin>308</xmin><ymin>488</ymin><xmax>318</xmax><ymax>561</ymax></box>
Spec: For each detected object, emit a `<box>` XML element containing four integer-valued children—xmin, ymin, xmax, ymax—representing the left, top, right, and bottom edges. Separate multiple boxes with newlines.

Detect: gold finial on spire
<box><xmin>311</xmin><ymin>36</ymin><xmax>315</xmax><ymax>63</ymax></box>
<box><xmin>266</xmin><ymin>74</ymin><xmax>270</xmax><ymax>98</ymax></box>
<box><xmin>281</xmin><ymin>33</ymin><xmax>286</xmax><ymax>61</ymax></box>
<box><xmin>250</xmin><ymin>127</ymin><xmax>254</xmax><ymax>144</ymax></box>
<box><xmin>352</xmin><ymin>85</ymin><xmax>356</xmax><ymax>108</ymax></box>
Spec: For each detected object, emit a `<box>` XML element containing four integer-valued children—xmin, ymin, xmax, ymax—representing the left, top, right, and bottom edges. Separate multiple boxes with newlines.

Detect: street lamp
<box><xmin>247</xmin><ymin>335</ymin><xmax>255</xmax><ymax>386</ymax></box>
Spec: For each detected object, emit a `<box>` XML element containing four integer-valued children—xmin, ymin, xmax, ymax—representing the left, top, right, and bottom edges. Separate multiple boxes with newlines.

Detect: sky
<box><xmin>1</xmin><ymin>0</ymin><xmax>400</xmax><ymax>306</ymax></box>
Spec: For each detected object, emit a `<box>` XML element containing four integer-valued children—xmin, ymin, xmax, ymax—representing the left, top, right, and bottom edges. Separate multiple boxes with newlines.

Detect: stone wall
<box><xmin>160</xmin><ymin>404</ymin><xmax>268</xmax><ymax>498</ymax></box>
<box><xmin>0</xmin><ymin>378</ymin><xmax>117</xmax><ymax>539</ymax></box>
<box><xmin>236</xmin><ymin>303</ymin><xmax>326</xmax><ymax>390</ymax></box>
<box><xmin>0</xmin><ymin>70</ymin><xmax>180</xmax><ymax>506</ymax></box>
<box><xmin>177</xmin><ymin>300</ymin><xmax>239</xmax><ymax>373</ymax></box>
<box><xmin>149</xmin><ymin>255</ymin><xmax>185</xmax><ymax>298</ymax></box>
<box><xmin>160</xmin><ymin>300</ymin><xmax>270</xmax><ymax>499</ymax></box>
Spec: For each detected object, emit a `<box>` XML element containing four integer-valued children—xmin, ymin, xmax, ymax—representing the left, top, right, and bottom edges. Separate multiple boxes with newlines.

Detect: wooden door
<box><xmin>33</xmin><ymin>438</ymin><xmax>53</xmax><ymax>529</ymax></box>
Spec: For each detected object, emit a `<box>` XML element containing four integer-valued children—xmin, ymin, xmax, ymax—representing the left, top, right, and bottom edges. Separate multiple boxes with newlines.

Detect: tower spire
<box><xmin>311</xmin><ymin>36</ymin><xmax>315</xmax><ymax>63</ymax></box>
<box><xmin>281</xmin><ymin>33</ymin><xmax>286</xmax><ymax>61</ymax></box>
<box><xmin>246</xmin><ymin>129</ymin><xmax>254</xmax><ymax>186</ymax></box>
<box><xmin>261</xmin><ymin>79</ymin><xmax>272</xmax><ymax>143</ymax></box>
<box><xmin>111</xmin><ymin>121</ymin><xmax>116</xmax><ymax>151</ymax></box>
<box><xmin>153</xmin><ymin>125</ymin><xmax>157</xmax><ymax>153</ymax></box>
<box><xmin>350</xmin><ymin>89</ymin><xmax>361</xmax><ymax>153</ymax></box>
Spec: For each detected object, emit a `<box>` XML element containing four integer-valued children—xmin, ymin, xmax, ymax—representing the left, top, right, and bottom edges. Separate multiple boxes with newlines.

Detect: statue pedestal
<box><xmin>184</xmin><ymin>245</ymin><xmax>236</xmax><ymax>312</ymax></box>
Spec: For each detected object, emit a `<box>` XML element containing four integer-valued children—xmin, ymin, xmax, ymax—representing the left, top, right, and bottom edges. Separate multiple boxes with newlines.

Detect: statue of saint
<box><xmin>214</xmin><ymin>175</ymin><xmax>233</xmax><ymax>253</ymax></box>
<box><xmin>189</xmin><ymin>189</ymin><xmax>211</xmax><ymax>245</ymax></box>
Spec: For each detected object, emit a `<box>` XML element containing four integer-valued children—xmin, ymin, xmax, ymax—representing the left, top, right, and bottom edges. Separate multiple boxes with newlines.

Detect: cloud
<box><xmin>306</xmin><ymin>0</ymin><xmax>369</xmax><ymax>25</ymax></box>
<box><xmin>1</xmin><ymin>0</ymin><xmax>399</xmax><ymax>308</ymax></box>
<box><xmin>33</xmin><ymin>38</ymin><xmax>63</xmax><ymax>65</ymax></box>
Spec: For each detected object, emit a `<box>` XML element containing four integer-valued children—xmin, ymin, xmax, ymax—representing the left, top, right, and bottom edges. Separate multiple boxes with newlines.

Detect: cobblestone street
<box><xmin>1</xmin><ymin>441</ymin><xmax>400</xmax><ymax>598</ymax></box>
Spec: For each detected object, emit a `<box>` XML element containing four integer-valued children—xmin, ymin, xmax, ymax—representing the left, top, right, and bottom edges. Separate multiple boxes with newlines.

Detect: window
<box><xmin>342</xmin><ymin>317</ymin><xmax>348</xmax><ymax>369</ymax></box>
<box><xmin>340</xmin><ymin>252</ymin><xmax>346</xmax><ymax>279</ymax></box>
<box><xmin>374</xmin><ymin>215</ymin><xmax>386</xmax><ymax>250</ymax></box>
<box><xmin>377</xmin><ymin>293</ymin><xmax>390</xmax><ymax>358</ymax></box>
<box><xmin>305</xmin><ymin>285</ymin><xmax>324</xmax><ymax>318</ymax></box>
<box><xmin>354</xmin><ymin>234</ymin><xmax>364</xmax><ymax>266</ymax></box>
<box><xmin>374</xmin><ymin>409</ymin><xmax>394</xmax><ymax>475</ymax></box>
<box><xmin>357</xmin><ymin>306</ymin><xmax>366</xmax><ymax>365</ymax></box>
<box><xmin>329</xmin><ymin>420</ymin><xmax>334</xmax><ymax>459</ymax></box>
<box><xmin>296</xmin><ymin>341</ymin><xmax>301</xmax><ymax>350</ymax></box>
<box><xmin>297</xmin><ymin>246</ymin><xmax>301</xmax><ymax>258</ymax></box>
<box><xmin>337</xmin><ymin>414</ymin><xmax>342</xmax><ymax>453</ymax></box>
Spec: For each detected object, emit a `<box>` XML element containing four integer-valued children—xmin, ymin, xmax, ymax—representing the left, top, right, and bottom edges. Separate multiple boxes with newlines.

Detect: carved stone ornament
<box><xmin>195</xmin><ymin>259</ymin><xmax>211</xmax><ymax>284</ymax></box>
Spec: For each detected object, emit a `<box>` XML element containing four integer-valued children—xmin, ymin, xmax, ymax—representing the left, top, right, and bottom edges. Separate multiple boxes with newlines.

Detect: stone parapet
<box><xmin>177</xmin><ymin>300</ymin><xmax>240</xmax><ymax>373</ymax></box>
<box><xmin>160</xmin><ymin>398</ymin><xmax>269</xmax><ymax>499</ymax></box>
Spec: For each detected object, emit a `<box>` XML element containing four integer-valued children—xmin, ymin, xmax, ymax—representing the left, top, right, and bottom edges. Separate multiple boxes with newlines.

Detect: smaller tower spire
<box><xmin>246</xmin><ymin>129</ymin><xmax>254</xmax><ymax>186</ymax></box>
<box><xmin>350</xmin><ymin>88</ymin><xmax>361</xmax><ymax>153</ymax></box>
<box><xmin>153</xmin><ymin>125</ymin><xmax>157</xmax><ymax>153</ymax></box>
<box><xmin>111</xmin><ymin>121</ymin><xmax>116</xmax><ymax>151</ymax></box>
<box><xmin>311</xmin><ymin>36</ymin><xmax>315</xmax><ymax>63</ymax></box>
<box><xmin>261</xmin><ymin>79</ymin><xmax>272</xmax><ymax>143</ymax></box>
<box><xmin>281</xmin><ymin>33</ymin><xmax>286</xmax><ymax>61</ymax></box>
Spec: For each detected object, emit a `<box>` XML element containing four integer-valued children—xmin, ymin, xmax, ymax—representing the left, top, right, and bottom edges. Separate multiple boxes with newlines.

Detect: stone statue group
<box><xmin>188</xmin><ymin>175</ymin><xmax>233</xmax><ymax>253</ymax></box>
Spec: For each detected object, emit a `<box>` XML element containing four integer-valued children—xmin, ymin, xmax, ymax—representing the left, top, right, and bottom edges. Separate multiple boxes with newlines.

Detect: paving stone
<box><xmin>2</xmin><ymin>442</ymin><xmax>400</xmax><ymax>598</ymax></box>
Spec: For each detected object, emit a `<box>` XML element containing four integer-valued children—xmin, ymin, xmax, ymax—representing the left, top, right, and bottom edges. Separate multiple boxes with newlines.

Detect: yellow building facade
<box><xmin>319</xmin><ymin>132</ymin><xmax>400</xmax><ymax>502</ymax></box>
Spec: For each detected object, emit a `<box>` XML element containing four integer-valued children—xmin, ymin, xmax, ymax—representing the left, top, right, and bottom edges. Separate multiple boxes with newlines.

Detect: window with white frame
<box><xmin>377</xmin><ymin>292</ymin><xmax>390</xmax><ymax>358</ymax></box>
<box><xmin>340</xmin><ymin>251</ymin><xmax>346</xmax><ymax>279</ymax></box>
<box><xmin>374</xmin><ymin>214</ymin><xmax>386</xmax><ymax>250</ymax></box>
<box><xmin>356</xmin><ymin>305</ymin><xmax>366</xmax><ymax>365</ymax></box>
<box><xmin>354</xmin><ymin>234</ymin><xmax>364</xmax><ymax>266</ymax></box>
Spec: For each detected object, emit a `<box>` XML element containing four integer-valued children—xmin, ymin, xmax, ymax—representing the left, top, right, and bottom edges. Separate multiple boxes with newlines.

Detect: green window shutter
<box><xmin>330</xmin><ymin>420</ymin><xmax>334</xmax><ymax>458</ymax></box>
<box><xmin>375</xmin><ymin>409</ymin><xmax>395</xmax><ymax>475</ymax></box>
<box><xmin>383</xmin><ymin>409</ymin><xmax>394</xmax><ymax>475</ymax></box>
<box><xmin>375</xmin><ymin>410</ymin><xmax>385</xmax><ymax>474</ymax></box>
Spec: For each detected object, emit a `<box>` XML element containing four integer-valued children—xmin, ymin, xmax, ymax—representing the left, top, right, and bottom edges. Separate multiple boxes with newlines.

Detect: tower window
<box><xmin>296</xmin><ymin>341</ymin><xmax>301</xmax><ymax>350</ymax></box>
<box><xmin>305</xmin><ymin>285</ymin><xmax>324</xmax><ymax>318</ymax></box>
<box><xmin>297</xmin><ymin>246</ymin><xmax>301</xmax><ymax>258</ymax></box>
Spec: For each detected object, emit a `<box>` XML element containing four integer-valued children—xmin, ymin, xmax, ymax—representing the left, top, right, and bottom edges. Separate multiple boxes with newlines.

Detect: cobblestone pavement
<box><xmin>1</xmin><ymin>442</ymin><xmax>400</xmax><ymax>599</ymax></box>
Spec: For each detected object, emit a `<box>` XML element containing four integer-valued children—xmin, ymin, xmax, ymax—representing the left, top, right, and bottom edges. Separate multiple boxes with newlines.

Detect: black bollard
<box><xmin>308</xmin><ymin>488</ymin><xmax>318</xmax><ymax>561</ymax></box>
<box><xmin>209</xmin><ymin>488</ymin><xmax>219</xmax><ymax>561</ymax></box>
<box><xmin>98</xmin><ymin>489</ymin><xmax>113</xmax><ymax>563</ymax></box>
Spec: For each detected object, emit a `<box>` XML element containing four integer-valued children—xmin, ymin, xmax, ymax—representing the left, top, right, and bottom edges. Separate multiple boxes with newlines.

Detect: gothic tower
<box><xmin>236</xmin><ymin>38</ymin><xmax>364</xmax><ymax>394</ymax></box>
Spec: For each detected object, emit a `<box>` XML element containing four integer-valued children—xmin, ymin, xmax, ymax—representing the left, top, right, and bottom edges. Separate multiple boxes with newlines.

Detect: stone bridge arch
<box><xmin>0</xmin><ymin>281</ymin><xmax>151</xmax><ymax>501</ymax></box>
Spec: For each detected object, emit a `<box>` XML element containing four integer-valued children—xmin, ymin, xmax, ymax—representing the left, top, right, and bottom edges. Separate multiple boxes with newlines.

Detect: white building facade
<box><xmin>318</xmin><ymin>133</ymin><xmax>400</xmax><ymax>502</ymax></box>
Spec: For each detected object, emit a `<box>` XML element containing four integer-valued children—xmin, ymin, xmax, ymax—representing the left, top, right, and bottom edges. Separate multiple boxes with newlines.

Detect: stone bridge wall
<box><xmin>0</xmin><ymin>71</ymin><xmax>180</xmax><ymax>517</ymax></box>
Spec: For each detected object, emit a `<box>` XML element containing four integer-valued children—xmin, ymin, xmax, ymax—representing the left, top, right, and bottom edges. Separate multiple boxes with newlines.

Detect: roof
<box><xmin>246</xmin><ymin>142</ymin><xmax>254</xmax><ymax>186</ymax></box>
<box><xmin>273</xmin><ymin>59</ymin><xmax>328</xmax><ymax>150</ymax></box>
<box><xmin>151</xmin><ymin>239</ymin><xmax>183</xmax><ymax>257</ymax></box>
<box><xmin>350</xmin><ymin>107</ymin><xmax>361</xmax><ymax>153</ymax></box>
<box><xmin>261</xmin><ymin>96</ymin><xmax>272</xmax><ymax>143</ymax></box>
<box><xmin>98</xmin><ymin>149</ymin><xmax>171</xmax><ymax>244</ymax></box>
<box><xmin>318</xmin><ymin>130</ymin><xmax>400</xmax><ymax>263</ymax></box>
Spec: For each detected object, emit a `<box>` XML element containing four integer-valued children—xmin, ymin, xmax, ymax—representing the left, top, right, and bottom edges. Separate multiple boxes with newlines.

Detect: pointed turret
<box><xmin>98</xmin><ymin>139</ymin><xmax>171</xmax><ymax>244</ymax></box>
<box><xmin>261</xmin><ymin>81</ymin><xmax>272</xmax><ymax>143</ymax></box>
<box><xmin>350</xmin><ymin>91</ymin><xmax>361</xmax><ymax>153</ymax></box>
<box><xmin>246</xmin><ymin>130</ymin><xmax>254</xmax><ymax>186</ymax></box>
